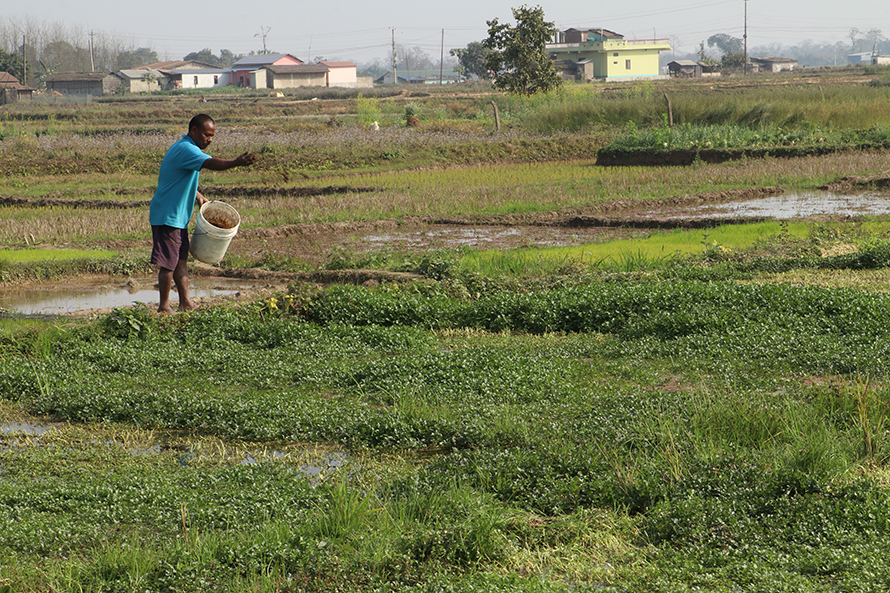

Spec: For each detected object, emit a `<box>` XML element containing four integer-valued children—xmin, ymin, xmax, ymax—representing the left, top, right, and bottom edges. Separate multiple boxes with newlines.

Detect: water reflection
<box><xmin>0</xmin><ymin>422</ymin><xmax>57</xmax><ymax>435</ymax></box>
<box><xmin>677</xmin><ymin>190</ymin><xmax>890</xmax><ymax>219</ymax></box>
<box><xmin>0</xmin><ymin>276</ymin><xmax>246</xmax><ymax>315</ymax></box>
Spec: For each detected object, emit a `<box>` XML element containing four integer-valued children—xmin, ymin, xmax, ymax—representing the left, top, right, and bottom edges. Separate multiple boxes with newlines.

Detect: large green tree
<box><xmin>450</xmin><ymin>41</ymin><xmax>494</xmax><ymax>79</ymax></box>
<box><xmin>0</xmin><ymin>48</ymin><xmax>24</xmax><ymax>81</ymax></box>
<box><xmin>182</xmin><ymin>48</ymin><xmax>244</xmax><ymax>68</ymax></box>
<box><xmin>707</xmin><ymin>33</ymin><xmax>743</xmax><ymax>56</ymax></box>
<box><xmin>115</xmin><ymin>47</ymin><xmax>158</xmax><ymax>70</ymax></box>
<box><xmin>483</xmin><ymin>5</ymin><xmax>560</xmax><ymax>95</ymax></box>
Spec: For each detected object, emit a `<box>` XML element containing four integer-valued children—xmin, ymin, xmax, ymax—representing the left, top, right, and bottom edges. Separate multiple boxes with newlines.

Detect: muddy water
<box><xmin>0</xmin><ymin>276</ymin><xmax>246</xmax><ymax>315</ymax></box>
<box><xmin>672</xmin><ymin>190</ymin><xmax>890</xmax><ymax>219</ymax></box>
<box><xmin>0</xmin><ymin>421</ymin><xmax>57</xmax><ymax>435</ymax></box>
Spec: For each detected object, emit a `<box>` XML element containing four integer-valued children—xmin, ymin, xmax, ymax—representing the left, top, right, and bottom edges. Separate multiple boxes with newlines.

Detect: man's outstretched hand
<box><xmin>236</xmin><ymin>152</ymin><xmax>259</xmax><ymax>166</ymax></box>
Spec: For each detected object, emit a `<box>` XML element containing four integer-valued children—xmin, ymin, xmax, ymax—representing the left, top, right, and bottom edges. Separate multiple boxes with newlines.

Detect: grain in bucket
<box><xmin>190</xmin><ymin>201</ymin><xmax>240</xmax><ymax>264</ymax></box>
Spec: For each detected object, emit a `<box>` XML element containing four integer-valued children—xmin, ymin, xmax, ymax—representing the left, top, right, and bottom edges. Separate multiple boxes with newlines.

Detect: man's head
<box><xmin>187</xmin><ymin>114</ymin><xmax>215</xmax><ymax>150</ymax></box>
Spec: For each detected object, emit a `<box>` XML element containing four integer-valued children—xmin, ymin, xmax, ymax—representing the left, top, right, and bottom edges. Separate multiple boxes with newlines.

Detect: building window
<box><xmin>613</xmin><ymin>53</ymin><xmax>618</xmax><ymax>57</ymax></box>
<box><xmin>193</xmin><ymin>76</ymin><xmax>199</xmax><ymax>87</ymax></box>
<box><xmin>626</xmin><ymin>59</ymin><xmax>631</xmax><ymax>69</ymax></box>
<box><xmin>213</xmin><ymin>75</ymin><xmax>219</xmax><ymax>85</ymax></box>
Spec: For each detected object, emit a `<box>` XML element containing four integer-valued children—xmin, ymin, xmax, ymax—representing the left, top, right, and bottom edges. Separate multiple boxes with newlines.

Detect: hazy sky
<box><xmin>4</xmin><ymin>0</ymin><xmax>889</xmax><ymax>63</ymax></box>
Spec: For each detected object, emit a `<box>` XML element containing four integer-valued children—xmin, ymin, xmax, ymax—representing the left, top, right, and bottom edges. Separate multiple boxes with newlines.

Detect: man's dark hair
<box><xmin>188</xmin><ymin>113</ymin><xmax>214</xmax><ymax>132</ymax></box>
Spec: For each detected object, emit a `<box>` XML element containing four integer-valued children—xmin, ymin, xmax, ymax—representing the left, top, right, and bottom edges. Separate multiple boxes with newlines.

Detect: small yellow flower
<box><xmin>268</xmin><ymin>297</ymin><xmax>278</xmax><ymax>310</ymax></box>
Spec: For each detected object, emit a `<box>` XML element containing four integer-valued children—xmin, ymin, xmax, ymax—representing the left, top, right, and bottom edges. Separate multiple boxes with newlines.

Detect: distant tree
<box><xmin>483</xmin><ymin>5</ymin><xmax>560</xmax><ymax>95</ymax></box>
<box><xmin>180</xmin><ymin>48</ymin><xmax>242</xmax><ymax>68</ymax></box>
<box><xmin>35</xmin><ymin>59</ymin><xmax>59</xmax><ymax>89</ymax></box>
<box><xmin>849</xmin><ymin>28</ymin><xmax>861</xmax><ymax>52</ymax></box>
<box><xmin>115</xmin><ymin>47</ymin><xmax>158</xmax><ymax>70</ymax></box>
<box><xmin>357</xmin><ymin>57</ymin><xmax>388</xmax><ymax>79</ymax></box>
<box><xmin>0</xmin><ymin>48</ymin><xmax>24</xmax><ymax>80</ymax></box>
<box><xmin>217</xmin><ymin>49</ymin><xmax>242</xmax><ymax>68</ymax></box>
<box><xmin>863</xmin><ymin>28</ymin><xmax>885</xmax><ymax>53</ymax></box>
<box><xmin>721</xmin><ymin>51</ymin><xmax>746</xmax><ymax>70</ymax></box>
<box><xmin>697</xmin><ymin>41</ymin><xmax>719</xmax><ymax>67</ymax></box>
<box><xmin>396</xmin><ymin>45</ymin><xmax>437</xmax><ymax>72</ymax></box>
<box><xmin>183</xmin><ymin>48</ymin><xmax>218</xmax><ymax>66</ymax></box>
<box><xmin>450</xmin><ymin>41</ymin><xmax>494</xmax><ymax>79</ymax></box>
<box><xmin>42</xmin><ymin>40</ymin><xmax>91</xmax><ymax>71</ymax></box>
<box><xmin>707</xmin><ymin>33</ymin><xmax>743</xmax><ymax>56</ymax></box>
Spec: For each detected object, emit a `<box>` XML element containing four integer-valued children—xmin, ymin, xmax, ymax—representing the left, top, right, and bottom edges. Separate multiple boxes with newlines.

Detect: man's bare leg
<box><xmin>173</xmin><ymin>259</ymin><xmax>196</xmax><ymax>311</ymax></box>
<box><xmin>157</xmin><ymin>266</ymin><xmax>175</xmax><ymax>314</ymax></box>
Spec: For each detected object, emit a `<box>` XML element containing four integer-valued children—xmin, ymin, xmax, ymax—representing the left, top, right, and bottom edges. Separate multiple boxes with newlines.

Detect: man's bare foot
<box><xmin>179</xmin><ymin>301</ymin><xmax>197</xmax><ymax>311</ymax></box>
<box><xmin>157</xmin><ymin>306</ymin><xmax>175</xmax><ymax>314</ymax></box>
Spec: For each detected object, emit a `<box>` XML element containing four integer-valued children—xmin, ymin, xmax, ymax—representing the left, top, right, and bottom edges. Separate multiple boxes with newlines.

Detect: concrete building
<box><xmin>231</xmin><ymin>53</ymin><xmax>303</xmax><ymax>88</ymax></box>
<box><xmin>117</xmin><ymin>69</ymin><xmax>166</xmax><ymax>93</ymax></box>
<box><xmin>547</xmin><ymin>28</ymin><xmax>671</xmax><ymax>81</ymax></box>
<box><xmin>255</xmin><ymin>64</ymin><xmax>330</xmax><ymax>88</ymax></box>
<box><xmin>168</xmin><ymin>69</ymin><xmax>232</xmax><ymax>89</ymax></box>
<box><xmin>319</xmin><ymin>61</ymin><xmax>358</xmax><ymax>87</ymax></box>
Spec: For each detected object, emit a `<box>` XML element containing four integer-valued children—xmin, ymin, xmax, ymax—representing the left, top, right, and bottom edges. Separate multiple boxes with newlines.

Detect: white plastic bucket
<box><xmin>190</xmin><ymin>201</ymin><xmax>240</xmax><ymax>264</ymax></box>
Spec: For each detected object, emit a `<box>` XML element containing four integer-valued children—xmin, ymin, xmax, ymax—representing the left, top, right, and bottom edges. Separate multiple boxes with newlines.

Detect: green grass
<box><xmin>8</xmin><ymin>279</ymin><xmax>890</xmax><ymax>590</ymax></box>
<box><xmin>0</xmin><ymin>248</ymin><xmax>117</xmax><ymax>263</ymax></box>
<box><xmin>461</xmin><ymin>221</ymin><xmax>808</xmax><ymax>275</ymax></box>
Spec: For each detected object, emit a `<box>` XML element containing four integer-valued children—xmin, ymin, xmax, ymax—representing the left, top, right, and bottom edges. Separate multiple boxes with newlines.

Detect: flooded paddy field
<box><xmin>3</xmin><ymin>187</ymin><xmax>889</xmax><ymax>317</ymax></box>
<box><xmin>0</xmin><ymin>275</ymin><xmax>254</xmax><ymax>316</ymax></box>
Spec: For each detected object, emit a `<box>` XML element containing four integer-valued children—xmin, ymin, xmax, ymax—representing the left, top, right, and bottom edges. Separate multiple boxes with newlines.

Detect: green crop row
<box><xmin>6</xmin><ymin>277</ymin><xmax>890</xmax><ymax>590</ymax></box>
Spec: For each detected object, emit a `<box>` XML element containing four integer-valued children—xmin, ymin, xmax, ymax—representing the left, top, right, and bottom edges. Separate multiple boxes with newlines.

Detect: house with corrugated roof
<box><xmin>44</xmin><ymin>72</ymin><xmax>124</xmax><ymax>96</ymax></box>
<box><xmin>0</xmin><ymin>72</ymin><xmax>35</xmax><ymax>104</ymax></box>
<box><xmin>547</xmin><ymin>27</ymin><xmax>671</xmax><ymax>81</ymax></box>
<box><xmin>230</xmin><ymin>53</ymin><xmax>303</xmax><ymax>88</ymax></box>
<box><xmin>137</xmin><ymin>60</ymin><xmax>219</xmax><ymax>70</ymax></box>
<box><xmin>117</xmin><ymin>69</ymin><xmax>166</xmax><ymax>93</ymax></box>
<box><xmin>255</xmin><ymin>64</ymin><xmax>330</xmax><ymax>88</ymax></box>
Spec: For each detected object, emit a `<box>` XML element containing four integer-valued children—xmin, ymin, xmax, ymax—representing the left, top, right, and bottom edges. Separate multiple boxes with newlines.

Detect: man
<box><xmin>149</xmin><ymin>114</ymin><xmax>257</xmax><ymax>313</ymax></box>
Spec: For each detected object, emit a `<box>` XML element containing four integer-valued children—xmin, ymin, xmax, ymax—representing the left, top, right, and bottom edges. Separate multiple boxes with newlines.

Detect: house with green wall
<box><xmin>547</xmin><ymin>28</ymin><xmax>671</xmax><ymax>81</ymax></box>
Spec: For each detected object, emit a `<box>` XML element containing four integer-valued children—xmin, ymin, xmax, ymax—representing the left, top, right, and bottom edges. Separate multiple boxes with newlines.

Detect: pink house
<box><xmin>230</xmin><ymin>53</ymin><xmax>303</xmax><ymax>88</ymax></box>
<box><xmin>318</xmin><ymin>61</ymin><xmax>357</xmax><ymax>87</ymax></box>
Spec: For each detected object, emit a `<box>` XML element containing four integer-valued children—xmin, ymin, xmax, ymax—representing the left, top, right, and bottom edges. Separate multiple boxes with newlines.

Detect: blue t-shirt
<box><xmin>149</xmin><ymin>135</ymin><xmax>212</xmax><ymax>229</ymax></box>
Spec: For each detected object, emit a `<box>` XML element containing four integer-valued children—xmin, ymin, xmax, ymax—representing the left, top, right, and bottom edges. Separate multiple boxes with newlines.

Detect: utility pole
<box><xmin>391</xmin><ymin>28</ymin><xmax>397</xmax><ymax>84</ymax></box>
<box><xmin>439</xmin><ymin>29</ymin><xmax>444</xmax><ymax>84</ymax></box>
<box><xmin>22</xmin><ymin>35</ymin><xmax>26</xmax><ymax>85</ymax></box>
<box><xmin>742</xmin><ymin>0</ymin><xmax>748</xmax><ymax>76</ymax></box>
<box><xmin>89</xmin><ymin>31</ymin><xmax>95</xmax><ymax>72</ymax></box>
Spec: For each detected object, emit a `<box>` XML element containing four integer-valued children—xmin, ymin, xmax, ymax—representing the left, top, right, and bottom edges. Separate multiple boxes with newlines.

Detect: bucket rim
<box><xmin>198</xmin><ymin>200</ymin><xmax>241</xmax><ymax>232</ymax></box>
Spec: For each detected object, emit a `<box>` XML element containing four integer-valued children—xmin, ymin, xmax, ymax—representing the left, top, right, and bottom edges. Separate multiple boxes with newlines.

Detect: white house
<box><xmin>168</xmin><ymin>69</ymin><xmax>232</xmax><ymax>89</ymax></box>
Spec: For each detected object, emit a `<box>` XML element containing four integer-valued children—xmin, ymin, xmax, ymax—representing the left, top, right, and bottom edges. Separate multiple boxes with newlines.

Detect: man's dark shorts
<box><xmin>151</xmin><ymin>225</ymin><xmax>189</xmax><ymax>271</ymax></box>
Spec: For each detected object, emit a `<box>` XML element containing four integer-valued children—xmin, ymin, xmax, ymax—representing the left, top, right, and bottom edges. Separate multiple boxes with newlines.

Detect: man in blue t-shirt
<box><xmin>149</xmin><ymin>114</ymin><xmax>257</xmax><ymax>313</ymax></box>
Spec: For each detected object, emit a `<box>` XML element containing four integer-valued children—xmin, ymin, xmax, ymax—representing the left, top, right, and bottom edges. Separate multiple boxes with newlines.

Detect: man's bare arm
<box><xmin>202</xmin><ymin>152</ymin><xmax>258</xmax><ymax>171</ymax></box>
